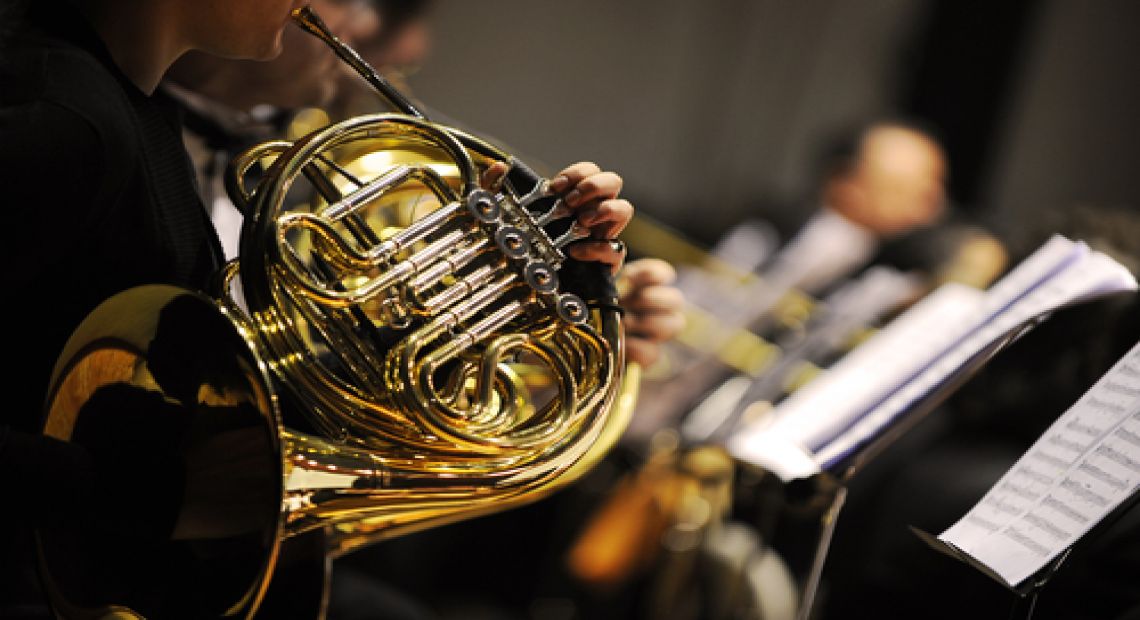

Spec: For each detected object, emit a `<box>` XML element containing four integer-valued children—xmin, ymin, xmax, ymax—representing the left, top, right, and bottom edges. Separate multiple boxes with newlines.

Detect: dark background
<box><xmin>410</xmin><ymin>0</ymin><xmax>1140</xmax><ymax>246</ymax></box>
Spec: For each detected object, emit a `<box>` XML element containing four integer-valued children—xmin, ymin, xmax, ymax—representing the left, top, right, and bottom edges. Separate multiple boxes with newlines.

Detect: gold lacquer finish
<box><xmin>37</xmin><ymin>7</ymin><xmax>634</xmax><ymax>618</ymax></box>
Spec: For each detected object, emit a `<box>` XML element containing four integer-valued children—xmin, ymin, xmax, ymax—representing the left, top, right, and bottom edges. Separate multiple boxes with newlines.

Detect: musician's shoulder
<box><xmin>1</xmin><ymin>37</ymin><xmax>135</xmax><ymax>157</ymax></box>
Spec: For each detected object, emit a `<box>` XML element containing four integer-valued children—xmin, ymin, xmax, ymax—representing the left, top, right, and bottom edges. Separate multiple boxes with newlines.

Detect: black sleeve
<box><xmin>0</xmin><ymin>99</ymin><xmax>112</xmax><ymax>275</ymax></box>
<box><xmin>0</xmin><ymin>104</ymin><xmax>111</xmax><ymax>523</ymax></box>
<box><xmin>0</xmin><ymin>425</ymin><xmax>94</xmax><ymax>527</ymax></box>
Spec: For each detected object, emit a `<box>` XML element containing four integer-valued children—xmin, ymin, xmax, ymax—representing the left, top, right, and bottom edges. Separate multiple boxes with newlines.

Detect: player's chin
<box><xmin>246</xmin><ymin>30</ymin><xmax>288</xmax><ymax>61</ymax></box>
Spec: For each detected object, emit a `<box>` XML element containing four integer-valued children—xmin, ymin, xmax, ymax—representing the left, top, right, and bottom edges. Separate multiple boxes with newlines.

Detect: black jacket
<box><xmin>0</xmin><ymin>5</ymin><xmax>222</xmax><ymax>613</ymax></box>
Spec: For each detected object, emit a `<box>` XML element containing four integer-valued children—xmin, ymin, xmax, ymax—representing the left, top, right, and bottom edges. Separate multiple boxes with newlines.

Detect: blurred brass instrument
<box><xmin>36</xmin><ymin>7</ymin><xmax>635</xmax><ymax>618</ymax></box>
<box><xmin>566</xmin><ymin>219</ymin><xmax>1004</xmax><ymax>619</ymax></box>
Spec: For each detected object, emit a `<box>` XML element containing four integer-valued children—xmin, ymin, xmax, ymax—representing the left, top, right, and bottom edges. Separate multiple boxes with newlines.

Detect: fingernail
<box><xmin>564</xmin><ymin>189</ymin><xmax>581</xmax><ymax>206</ymax></box>
<box><xmin>548</xmin><ymin>175</ymin><xmax>570</xmax><ymax>193</ymax></box>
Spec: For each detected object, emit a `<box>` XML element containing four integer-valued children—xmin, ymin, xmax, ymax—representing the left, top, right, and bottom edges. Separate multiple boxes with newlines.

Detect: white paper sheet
<box><xmin>727</xmin><ymin>283</ymin><xmax>984</xmax><ymax>478</ymax></box>
<box><xmin>939</xmin><ymin>341</ymin><xmax>1140</xmax><ymax>587</ymax></box>
<box><xmin>815</xmin><ymin>247</ymin><xmax>1138</xmax><ymax>467</ymax></box>
<box><xmin>689</xmin><ymin>267</ymin><xmax>920</xmax><ymax>444</ymax></box>
<box><xmin>771</xmin><ymin>283</ymin><xmax>984</xmax><ymax>451</ymax></box>
<box><xmin>732</xmin><ymin>235</ymin><xmax>1087</xmax><ymax>467</ymax></box>
<box><xmin>727</xmin><ymin>235</ymin><xmax>1138</xmax><ymax>482</ymax></box>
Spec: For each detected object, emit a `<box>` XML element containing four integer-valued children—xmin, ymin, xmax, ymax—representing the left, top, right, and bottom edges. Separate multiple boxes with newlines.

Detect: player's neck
<box><xmin>79</xmin><ymin>0</ymin><xmax>189</xmax><ymax>94</ymax></box>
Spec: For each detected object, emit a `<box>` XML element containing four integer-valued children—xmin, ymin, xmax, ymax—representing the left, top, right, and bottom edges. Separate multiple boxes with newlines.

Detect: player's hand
<box><xmin>618</xmin><ymin>258</ymin><xmax>685</xmax><ymax>366</ymax></box>
<box><xmin>483</xmin><ymin>161</ymin><xmax>632</xmax><ymax>274</ymax></box>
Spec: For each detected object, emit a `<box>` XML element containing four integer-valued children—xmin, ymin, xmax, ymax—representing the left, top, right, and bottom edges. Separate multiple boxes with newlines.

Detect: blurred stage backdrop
<box><xmin>410</xmin><ymin>0</ymin><xmax>1140</xmax><ymax>246</ymax></box>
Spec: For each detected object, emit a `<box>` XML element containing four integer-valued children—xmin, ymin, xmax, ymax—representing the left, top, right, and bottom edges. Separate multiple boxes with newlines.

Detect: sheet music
<box><xmin>975</xmin><ymin>235</ymin><xmax>1084</xmax><ymax>315</ymax></box>
<box><xmin>815</xmin><ymin>247</ymin><xmax>1138</xmax><ymax>467</ymax></box>
<box><xmin>731</xmin><ymin>235</ymin><xmax>1085</xmax><ymax>466</ymax></box>
<box><xmin>939</xmin><ymin>341</ymin><xmax>1140</xmax><ymax>587</ymax></box>
<box><xmin>727</xmin><ymin>235</ymin><xmax>1137</xmax><ymax>482</ymax></box>
<box><xmin>684</xmin><ymin>267</ymin><xmax>920</xmax><ymax>444</ymax></box>
<box><xmin>727</xmin><ymin>283</ymin><xmax>984</xmax><ymax>478</ymax></box>
<box><xmin>763</xmin><ymin>284</ymin><xmax>982</xmax><ymax>449</ymax></box>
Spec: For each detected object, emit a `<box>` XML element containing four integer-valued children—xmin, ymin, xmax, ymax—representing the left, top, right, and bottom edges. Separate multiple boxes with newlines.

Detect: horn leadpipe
<box><xmin>292</xmin><ymin>6</ymin><xmax>426</xmax><ymax>119</ymax></box>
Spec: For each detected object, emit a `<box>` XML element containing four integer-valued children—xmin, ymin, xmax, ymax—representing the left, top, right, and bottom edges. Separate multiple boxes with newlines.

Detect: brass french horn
<box><xmin>36</xmin><ymin>7</ymin><xmax>636</xmax><ymax>618</ymax></box>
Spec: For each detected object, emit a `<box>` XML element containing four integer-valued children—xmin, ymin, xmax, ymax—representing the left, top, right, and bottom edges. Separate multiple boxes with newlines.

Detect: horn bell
<box><xmin>37</xmin><ymin>100</ymin><xmax>634</xmax><ymax>620</ymax></box>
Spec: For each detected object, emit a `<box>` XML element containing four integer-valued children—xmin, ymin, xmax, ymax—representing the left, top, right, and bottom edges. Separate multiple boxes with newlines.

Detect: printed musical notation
<box><xmin>814</xmin><ymin>240</ymin><xmax>1138</xmax><ymax>468</ymax></box>
<box><xmin>939</xmin><ymin>341</ymin><xmax>1140</xmax><ymax>587</ymax></box>
<box><xmin>728</xmin><ymin>235</ymin><xmax>1138</xmax><ymax>482</ymax></box>
<box><xmin>724</xmin><ymin>283</ymin><xmax>981</xmax><ymax>480</ymax></box>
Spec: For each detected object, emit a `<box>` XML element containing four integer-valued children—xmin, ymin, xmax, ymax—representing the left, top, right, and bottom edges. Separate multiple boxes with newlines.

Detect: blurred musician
<box><xmin>334</xmin><ymin>0</ymin><xmax>436</xmax><ymax>115</ymax></box>
<box><xmin>0</xmin><ymin>2</ymin><xmax>635</xmax><ymax>618</ymax></box>
<box><xmin>765</xmin><ymin>120</ymin><xmax>1004</xmax><ymax>296</ymax></box>
<box><xmin>360</xmin><ymin>0</ymin><xmax>434</xmax><ymax>80</ymax></box>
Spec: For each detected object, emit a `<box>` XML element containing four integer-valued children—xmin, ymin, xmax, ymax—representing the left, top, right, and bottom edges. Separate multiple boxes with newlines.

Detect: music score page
<box><xmin>728</xmin><ymin>236</ymin><xmax>1137</xmax><ymax>482</ymax></box>
<box><xmin>815</xmin><ymin>245</ymin><xmax>1138</xmax><ymax>467</ymax></box>
<box><xmin>939</xmin><ymin>340</ymin><xmax>1140</xmax><ymax>587</ymax></box>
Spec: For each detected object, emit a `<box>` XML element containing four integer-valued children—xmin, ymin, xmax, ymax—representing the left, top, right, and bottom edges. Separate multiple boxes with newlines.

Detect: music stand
<box><xmin>912</xmin><ymin>481</ymin><xmax>1140</xmax><ymax>620</ymax></box>
<box><xmin>783</xmin><ymin>317</ymin><xmax>1044</xmax><ymax>620</ymax></box>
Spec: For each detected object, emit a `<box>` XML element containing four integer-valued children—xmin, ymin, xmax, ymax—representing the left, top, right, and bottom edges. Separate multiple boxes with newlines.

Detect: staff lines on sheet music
<box><xmin>1016</xmin><ymin>466</ymin><xmax>1055</xmax><ymax>485</ymax></box>
<box><xmin>933</xmin><ymin>254</ymin><xmax>1138</xmax><ymax>587</ymax></box>
<box><xmin>1040</xmin><ymin>495</ymin><xmax>1089</xmax><ymax>524</ymax></box>
<box><xmin>811</xmin><ymin>236</ymin><xmax>1088</xmax><ymax>460</ymax></box>
<box><xmin>1065</xmin><ymin>419</ymin><xmax>1103</xmax><ymax>437</ymax></box>
<box><xmin>965</xmin><ymin>513</ymin><xmax>1002</xmax><ymax>532</ymax></box>
<box><xmin>1115</xmin><ymin>426</ymin><xmax>1140</xmax><ymax>449</ymax></box>
<box><xmin>953</xmin><ymin>341</ymin><xmax>1140</xmax><ymax>551</ymax></box>
<box><xmin>1117</xmin><ymin>362</ymin><xmax>1140</xmax><ymax>378</ymax></box>
<box><xmin>1002</xmin><ymin>526</ymin><xmax>1052</xmax><ymax>557</ymax></box>
<box><xmin>1030</xmin><ymin>450</ymin><xmax>1073</xmax><ymax>468</ymax></box>
<box><xmin>1021</xmin><ymin>512</ymin><xmax>1071</xmax><ymax>540</ymax></box>
<box><xmin>999</xmin><ymin>481</ymin><xmax>1041</xmax><ymax>501</ymax></box>
<box><xmin>1095</xmin><ymin>441</ymin><xmax>1140</xmax><ymax>477</ymax></box>
<box><xmin>1047</xmin><ymin>434</ymin><xmax>1088</xmax><ymax>452</ymax></box>
<box><xmin>1074</xmin><ymin>461</ymin><xmax>1129</xmax><ymax>491</ymax></box>
<box><xmin>983</xmin><ymin>495</ymin><xmax>1024</xmax><ymax>516</ymax></box>
<box><xmin>1103</xmin><ymin>380</ymin><xmax>1140</xmax><ymax>398</ymax></box>
<box><xmin>1058</xmin><ymin>478</ymin><xmax>1110</xmax><ymax>508</ymax></box>
<box><xmin>1049</xmin><ymin>404</ymin><xmax>1140</xmax><ymax>498</ymax></box>
<box><xmin>814</xmin><ymin>245</ymin><xmax>1117</xmax><ymax>467</ymax></box>
<box><xmin>1012</xmin><ymin>404</ymin><xmax>1138</xmax><ymax>525</ymax></box>
<box><xmin>1085</xmin><ymin>395</ymin><xmax>1129</xmax><ymax>415</ymax></box>
<box><xmin>1034</xmin><ymin>374</ymin><xmax>1140</xmax><ymax>497</ymax></box>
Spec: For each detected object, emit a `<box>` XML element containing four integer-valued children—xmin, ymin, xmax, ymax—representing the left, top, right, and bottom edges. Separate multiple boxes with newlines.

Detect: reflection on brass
<box><xmin>567</xmin><ymin>434</ymin><xmax>690</xmax><ymax>589</ymax></box>
<box><xmin>37</xmin><ymin>7</ymin><xmax>635</xmax><ymax>618</ymax></box>
<box><xmin>566</xmin><ymin>439</ymin><xmax>736</xmax><ymax>591</ymax></box>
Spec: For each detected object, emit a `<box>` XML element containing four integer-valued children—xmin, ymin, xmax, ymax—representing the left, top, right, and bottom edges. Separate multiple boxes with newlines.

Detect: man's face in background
<box><xmin>826</xmin><ymin>126</ymin><xmax>948</xmax><ymax>237</ymax></box>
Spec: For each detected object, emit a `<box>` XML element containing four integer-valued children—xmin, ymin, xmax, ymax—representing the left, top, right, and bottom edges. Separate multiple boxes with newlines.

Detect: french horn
<box><xmin>36</xmin><ymin>7</ymin><xmax>636</xmax><ymax>618</ymax></box>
